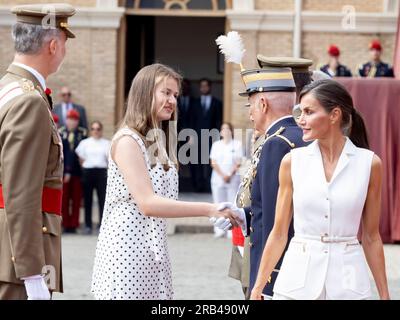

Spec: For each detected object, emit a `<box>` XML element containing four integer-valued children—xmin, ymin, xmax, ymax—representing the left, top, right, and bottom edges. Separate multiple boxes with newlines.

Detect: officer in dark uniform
<box><xmin>242</xmin><ymin>69</ymin><xmax>309</xmax><ymax>299</ymax></box>
<box><xmin>358</xmin><ymin>40</ymin><xmax>394</xmax><ymax>77</ymax></box>
<box><xmin>59</xmin><ymin>109</ymin><xmax>87</xmax><ymax>233</ymax></box>
<box><xmin>215</xmin><ymin>66</ymin><xmax>308</xmax><ymax>299</ymax></box>
<box><xmin>230</xmin><ymin>57</ymin><xmax>313</xmax><ymax>299</ymax></box>
<box><xmin>320</xmin><ymin>45</ymin><xmax>352</xmax><ymax>77</ymax></box>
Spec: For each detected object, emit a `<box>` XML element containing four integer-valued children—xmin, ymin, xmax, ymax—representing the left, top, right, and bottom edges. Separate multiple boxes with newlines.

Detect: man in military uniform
<box><xmin>216</xmin><ymin>66</ymin><xmax>308</xmax><ymax>299</ymax></box>
<box><xmin>59</xmin><ymin>109</ymin><xmax>87</xmax><ymax>233</ymax></box>
<box><xmin>236</xmin><ymin>57</ymin><xmax>312</xmax><ymax>299</ymax></box>
<box><xmin>227</xmin><ymin>57</ymin><xmax>313</xmax><ymax>300</ymax></box>
<box><xmin>0</xmin><ymin>3</ymin><xmax>76</xmax><ymax>299</ymax></box>
<box><xmin>358</xmin><ymin>40</ymin><xmax>394</xmax><ymax>77</ymax></box>
<box><xmin>320</xmin><ymin>45</ymin><xmax>352</xmax><ymax>77</ymax></box>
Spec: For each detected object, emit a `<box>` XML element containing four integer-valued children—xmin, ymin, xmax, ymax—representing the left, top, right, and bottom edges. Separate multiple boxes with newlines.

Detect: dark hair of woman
<box><xmin>299</xmin><ymin>79</ymin><xmax>369</xmax><ymax>149</ymax></box>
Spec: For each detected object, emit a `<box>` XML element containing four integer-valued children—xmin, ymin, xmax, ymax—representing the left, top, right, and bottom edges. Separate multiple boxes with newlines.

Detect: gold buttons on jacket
<box><xmin>42</xmin><ymin>226</ymin><xmax>48</xmax><ymax>233</ymax></box>
<box><xmin>11</xmin><ymin>256</ymin><xmax>16</xmax><ymax>262</ymax></box>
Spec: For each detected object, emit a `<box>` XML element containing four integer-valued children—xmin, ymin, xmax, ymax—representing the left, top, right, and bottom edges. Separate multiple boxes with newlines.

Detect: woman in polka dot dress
<box><xmin>91</xmin><ymin>64</ymin><xmax>240</xmax><ymax>300</ymax></box>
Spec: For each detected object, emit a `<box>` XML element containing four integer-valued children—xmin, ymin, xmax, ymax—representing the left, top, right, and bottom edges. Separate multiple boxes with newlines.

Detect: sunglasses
<box><xmin>62</xmin><ymin>93</ymin><xmax>71</xmax><ymax>97</ymax></box>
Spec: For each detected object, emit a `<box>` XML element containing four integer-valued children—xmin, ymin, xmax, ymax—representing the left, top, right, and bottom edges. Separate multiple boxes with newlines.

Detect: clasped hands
<box><xmin>210</xmin><ymin>202</ymin><xmax>246</xmax><ymax>233</ymax></box>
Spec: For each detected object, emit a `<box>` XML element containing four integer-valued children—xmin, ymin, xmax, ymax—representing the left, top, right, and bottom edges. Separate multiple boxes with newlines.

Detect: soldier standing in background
<box><xmin>59</xmin><ymin>109</ymin><xmax>87</xmax><ymax>233</ymax></box>
<box><xmin>358</xmin><ymin>40</ymin><xmax>394</xmax><ymax>78</ymax></box>
<box><xmin>320</xmin><ymin>45</ymin><xmax>352</xmax><ymax>77</ymax></box>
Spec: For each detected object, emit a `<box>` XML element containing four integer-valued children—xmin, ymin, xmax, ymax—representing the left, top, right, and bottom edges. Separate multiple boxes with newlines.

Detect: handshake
<box><xmin>209</xmin><ymin>202</ymin><xmax>247</xmax><ymax>235</ymax></box>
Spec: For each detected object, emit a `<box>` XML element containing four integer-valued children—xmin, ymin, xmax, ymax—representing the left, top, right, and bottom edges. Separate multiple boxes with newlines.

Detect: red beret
<box><xmin>327</xmin><ymin>45</ymin><xmax>340</xmax><ymax>57</ymax></box>
<box><xmin>52</xmin><ymin>113</ymin><xmax>59</xmax><ymax>124</ymax></box>
<box><xmin>66</xmin><ymin>109</ymin><xmax>80</xmax><ymax>120</ymax></box>
<box><xmin>369</xmin><ymin>40</ymin><xmax>382</xmax><ymax>51</ymax></box>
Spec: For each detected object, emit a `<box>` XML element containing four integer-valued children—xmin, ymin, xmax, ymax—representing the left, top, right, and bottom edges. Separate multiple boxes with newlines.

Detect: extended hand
<box><xmin>210</xmin><ymin>203</ymin><xmax>246</xmax><ymax>232</ymax></box>
<box><xmin>209</xmin><ymin>204</ymin><xmax>242</xmax><ymax>229</ymax></box>
<box><xmin>209</xmin><ymin>216</ymin><xmax>232</xmax><ymax>231</ymax></box>
<box><xmin>218</xmin><ymin>202</ymin><xmax>246</xmax><ymax>231</ymax></box>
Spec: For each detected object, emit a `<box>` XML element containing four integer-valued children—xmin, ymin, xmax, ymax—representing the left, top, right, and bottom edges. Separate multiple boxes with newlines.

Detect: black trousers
<box><xmin>82</xmin><ymin>168</ymin><xmax>107</xmax><ymax>229</ymax></box>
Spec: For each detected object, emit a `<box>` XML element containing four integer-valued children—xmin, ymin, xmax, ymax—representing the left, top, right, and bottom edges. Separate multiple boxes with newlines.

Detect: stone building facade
<box><xmin>0</xmin><ymin>0</ymin><xmax>398</xmax><ymax>135</ymax></box>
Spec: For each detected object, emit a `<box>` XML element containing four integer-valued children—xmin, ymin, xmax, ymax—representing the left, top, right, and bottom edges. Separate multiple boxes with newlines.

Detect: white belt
<box><xmin>294</xmin><ymin>234</ymin><xmax>358</xmax><ymax>243</ymax></box>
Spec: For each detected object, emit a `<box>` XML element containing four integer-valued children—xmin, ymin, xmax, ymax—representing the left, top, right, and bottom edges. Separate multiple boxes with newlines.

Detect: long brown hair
<box><xmin>120</xmin><ymin>63</ymin><xmax>182</xmax><ymax>169</ymax></box>
<box><xmin>299</xmin><ymin>79</ymin><xmax>369</xmax><ymax>149</ymax></box>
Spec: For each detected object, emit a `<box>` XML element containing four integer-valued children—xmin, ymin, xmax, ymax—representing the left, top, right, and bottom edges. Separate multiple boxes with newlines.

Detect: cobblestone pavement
<box><xmin>54</xmin><ymin>233</ymin><xmax>399</xmax><ymax>300</ymax></box>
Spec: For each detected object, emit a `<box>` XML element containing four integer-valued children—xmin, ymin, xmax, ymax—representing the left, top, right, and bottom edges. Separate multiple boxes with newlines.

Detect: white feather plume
<box><xmin>215</xmin><ymin>31</ymin><xmax>245</xmax><ymax>66</ymax></box>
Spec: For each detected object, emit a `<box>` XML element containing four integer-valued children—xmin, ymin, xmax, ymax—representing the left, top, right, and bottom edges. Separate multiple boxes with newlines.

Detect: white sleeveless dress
<box><xmin>91</xmin><ymin>128</ymin><xmax>178</xmax><ymax>300</ymax></box>
<box><xmin>273</xmin><ymin>137</ymin><xmax>374</xmax><ymax>300</ymax></box>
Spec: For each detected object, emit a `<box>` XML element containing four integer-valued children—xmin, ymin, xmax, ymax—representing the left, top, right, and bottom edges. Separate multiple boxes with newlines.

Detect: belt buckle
<box><xmin>321</xmin><ymin>235</ymin><xmax>330</xmax><ymax>243</ymax></box>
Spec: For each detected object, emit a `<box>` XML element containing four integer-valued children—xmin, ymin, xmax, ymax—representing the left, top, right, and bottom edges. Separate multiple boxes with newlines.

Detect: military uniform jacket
<box><xmin>320</xmin><ymin>64</ymin><xmax>352</xmax><ymax>77</ymax></box>
<box><xmin>0</xmin><ymin>64</ymin><xmax>64</xmax><ymax>292</ymax></box>
<box><xmin>59</xmin><ymin>126</ymin><xmax>87</xmax><ymax>176</ymax></box>
<box><xmin>358</xmin><ymin>61</ymin><xmax>394</xmax><ymax>77</ymax></box>
<box><xmin>243</xmin><ymin>117</ymin><xmax>308</xmax><ymax>296</ymax></box>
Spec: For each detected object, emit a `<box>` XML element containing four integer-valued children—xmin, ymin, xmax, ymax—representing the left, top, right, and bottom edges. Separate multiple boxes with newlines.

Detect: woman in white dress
<box><xmin>251</xmin><ymin>79</ymin><xmax>390</xmax><ymax>300</ymax></box>
<box><xmin>91</xmin><ymin>64</ymin><xmax>239</xmax><ymax>300</ymax></box>
<box><xmin>210</xmin><ymin>122</ymin><xmax>243</xmax><ymax>237</ymax></box>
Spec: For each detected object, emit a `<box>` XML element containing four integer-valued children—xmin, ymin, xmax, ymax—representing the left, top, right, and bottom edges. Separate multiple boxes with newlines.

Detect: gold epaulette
<box><xmin>276</xmin><ymin>134</ymin><xmax>295</xmax><ymax>148</ymax></box>
<box><xmin>267</xmin><ymin>126</ymin><xmax>296</xmax><ymax>149</ymax></box>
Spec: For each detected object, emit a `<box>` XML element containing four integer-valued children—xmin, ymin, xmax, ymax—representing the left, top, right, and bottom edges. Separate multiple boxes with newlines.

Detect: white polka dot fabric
<box><xmin>91</xmin><ymin>128</ymin><xmax>178</xmax><ymax>300</ymax></box>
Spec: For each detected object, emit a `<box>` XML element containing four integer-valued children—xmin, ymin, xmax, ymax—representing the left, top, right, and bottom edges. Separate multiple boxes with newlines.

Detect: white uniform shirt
<box><xmin>210</xmin><ymin>139</ymin><xmax>243</xmax><ymax>187</ymax></box>
<box><xmin>75</xmin><ymin>137</ymin><xmax>111</xmax><ymax>169</ymax></box>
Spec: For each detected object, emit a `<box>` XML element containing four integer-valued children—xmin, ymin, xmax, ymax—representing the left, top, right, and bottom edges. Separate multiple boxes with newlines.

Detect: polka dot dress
<box><xmin>91</xmin><ymin>128</ymin><xmax>178</xmax><ymax>300</ymax></box>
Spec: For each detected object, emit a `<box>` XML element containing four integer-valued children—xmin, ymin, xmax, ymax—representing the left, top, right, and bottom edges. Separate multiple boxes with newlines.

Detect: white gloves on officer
<box><xmin>21</xmin><ymin>274</ymin><xmax>51</xmax><ymax>300</ymax></box>
<box><xmin>209</xmin><ymin>216</ymin><xmax>232</xmax><ymax>231</ymax></box>
<box><xmin>210</xmin><ymin>202</ymin><xmax>248</xmax><ymax>236</ymax></box>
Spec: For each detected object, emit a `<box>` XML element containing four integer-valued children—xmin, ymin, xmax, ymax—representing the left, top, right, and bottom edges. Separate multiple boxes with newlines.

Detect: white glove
<box><xmin>209</xmin><ymin>216</ymin><xmax>232</xmax><ymax>231</ymax></box>
<box><xmin>22</xmin><ymin>274</ymin><xmax>51</xmax><ymax>300</ymax></box>
<box><xmin>217</xmin><ymin>202</ymin><xmax>248</xmax><ymax>236</ymax></box>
